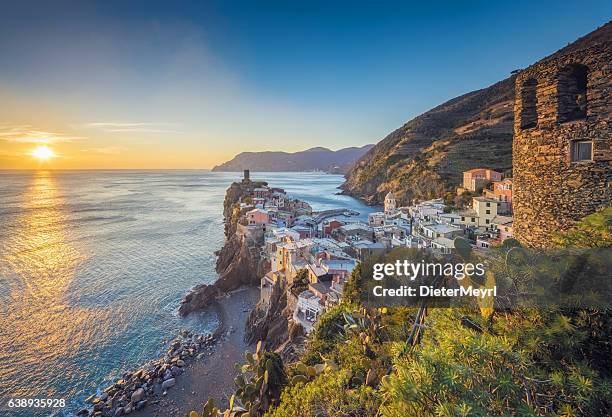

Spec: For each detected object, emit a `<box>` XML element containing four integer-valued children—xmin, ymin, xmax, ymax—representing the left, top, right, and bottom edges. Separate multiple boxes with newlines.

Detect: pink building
<box><xmin>463</xmin><ymin>168</ymin><xmax>503</xmax><ymax>192</ymax></box>
<box><xmin>485</xmin><ymin>178</ymin><xmax>513</xmax><ymax>213</ymax></box>
<box><xmin>246</xmin><ymin>208</ymin><xmax>269</xmax><ymax>225</ymax></box>
<box><xmin>496</xmin><ymin>220</ymin><xmax>514</xmax><ymax>241</ymax></box>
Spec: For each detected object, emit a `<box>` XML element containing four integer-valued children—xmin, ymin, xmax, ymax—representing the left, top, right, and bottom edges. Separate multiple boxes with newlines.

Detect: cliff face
<box><xmin>179</xmin><ymin>181</ymin><xmax>268</xmax><ymax>316</ymax></box>
<box><xmin>342</xmin><ymin>77</ymin><xmax>516</xmax><ymax>205</ymax></box>
<box><xmin>212</xmin><ymin>145</ymin><xmax>374</xmax><ymax>174</ymax></box>
<box><xmin>244</xmin><ymin>279</ymin><xmax>305</xmax><ymax>361</ymax></box>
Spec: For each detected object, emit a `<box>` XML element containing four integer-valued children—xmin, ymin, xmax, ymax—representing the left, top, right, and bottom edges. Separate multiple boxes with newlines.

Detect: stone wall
<box><xmin>512</xmin><ymin>23</ymin><xmax>611</xmax><ymax>247</ymax></box>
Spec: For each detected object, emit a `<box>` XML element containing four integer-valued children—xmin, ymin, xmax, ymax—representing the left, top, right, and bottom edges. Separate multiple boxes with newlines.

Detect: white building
<box><xmin>293</xmin><ymin>290</ymin><xmax>325</xmax><ymax>333</ymax></box>
<box><xmin>368</xmin><ymin>212</ymin><xmax>386</xmax><ymax>227</ymax></box>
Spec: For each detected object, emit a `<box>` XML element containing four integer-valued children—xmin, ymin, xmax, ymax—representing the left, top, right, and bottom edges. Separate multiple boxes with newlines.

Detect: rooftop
<box><xmin>432</xmin><ymin>237</ymin><xmax>456</xmax><ymax>248</ymax></box>
<box><xmin>473</xmin><ymin>196</ymin><xmax>499</xmax><ymax>203</ymax></box>
<box><xmin>421</xmin><ymin>223</ymin><xmax>461</xmax><ymax>234</ymax></box>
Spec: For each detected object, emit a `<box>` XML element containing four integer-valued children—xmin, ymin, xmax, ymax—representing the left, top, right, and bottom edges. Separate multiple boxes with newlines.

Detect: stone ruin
<box><xmin>512</xmin><ymin>22</ymin><xmax>611</xmax><ymax>247</ymax></box>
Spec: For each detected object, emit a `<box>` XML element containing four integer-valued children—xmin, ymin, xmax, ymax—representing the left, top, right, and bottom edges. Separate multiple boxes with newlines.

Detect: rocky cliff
<box><xmin>212</xmin><ymin>145</ymin><xmax>374</xmax><ymax>174</ymax></box>
<box><xmin>342</xmin><ymin>77</ymin><xmax>516</xmax><ymax>205</ymax></box>
<box><xmin>179</xmin><ymin>181</ymin><xmax>269</xmax><ymax>316</ymax></box>
<box><xmin>244</xmin><ymin>279</ymin><xmax>305</xmax><ymax>361</ymax></box>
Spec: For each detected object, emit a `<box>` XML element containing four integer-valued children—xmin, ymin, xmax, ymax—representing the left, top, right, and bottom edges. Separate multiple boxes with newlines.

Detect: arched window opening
<box><xmin>557</xmin><ymin>64</ymin><xmax>588</xmax><ymax>123</ymax></box>
<box><xmin>520</xmin><ymin>78</ymin><xmax>538</xmax><ymax>130</ymax></box>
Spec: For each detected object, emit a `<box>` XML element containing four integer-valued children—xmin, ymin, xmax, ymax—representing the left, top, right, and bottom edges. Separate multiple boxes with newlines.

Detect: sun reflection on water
<box><xmin>0</xmin><ymin>171</ymin><xmax>111</xmax><ymax>401</ymax></box>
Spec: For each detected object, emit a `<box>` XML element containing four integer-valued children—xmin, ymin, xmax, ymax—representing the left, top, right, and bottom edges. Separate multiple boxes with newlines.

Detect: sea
<box><xmin>0</xmin><ymin>170</ymin><xmax>376</xmax><ymax>416</ymax></box>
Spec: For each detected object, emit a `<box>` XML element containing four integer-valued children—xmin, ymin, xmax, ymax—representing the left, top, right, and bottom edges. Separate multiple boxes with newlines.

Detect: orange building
<box><xmin>462</xmin><ymin>168</ymin><xmax>503</xmax><ymax>192</ymax></box>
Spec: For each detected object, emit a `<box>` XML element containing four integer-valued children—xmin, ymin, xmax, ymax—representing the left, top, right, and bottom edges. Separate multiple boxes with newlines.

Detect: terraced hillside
<box><xmin>342</xmin><ymin>76</ymin><xmax>516</xmax><ymax>205</ymax></box>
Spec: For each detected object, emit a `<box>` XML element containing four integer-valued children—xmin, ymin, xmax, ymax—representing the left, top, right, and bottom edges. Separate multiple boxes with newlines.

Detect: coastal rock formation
<box><xmin>79</xmin><ymin>331</ymin><xmax>214</xmax><ymax>417</ymax></box>
<box><xmin>342</xmin><ymin>77</ymin><xmax>515</xmax><ymax>205</ymax></box>
<box><xmin>512</xmin><ymin>22</ymin><xmax>612</xmax><ymax>247</ymax></box>
<box><xmin>245</xmin><ymin>278</ymin><xmax>305</xmax><ymax>359</ymax></box>
<box><xmin>212</xmin><ymin>145</ymin><xmax>374</xmax><ymax>174</ymax></box>
<box><xmin>179</xmin><ymin>225</ymin><xmax>267</xmax><ymax>316</ymax></box>
<box><xmin>179</xmin><ymin>180</ymin><xmax>269</xmax><ymax>316</ymax></box>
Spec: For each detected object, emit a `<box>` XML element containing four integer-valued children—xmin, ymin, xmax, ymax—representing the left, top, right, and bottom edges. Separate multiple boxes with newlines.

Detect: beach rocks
<box><xmin>131</xmin><ymin>388</ymin><xmax>145</xmax><ymax>403</ymax></box>
<box><xmin>161</xmin><ymin>378</ymin><xmax>176</xmax><ymax>390</ymax></box>
<box><xmin>78</xmin><ymin>330</ymin><xmax>215</xmax><ymax>417</ymax></box>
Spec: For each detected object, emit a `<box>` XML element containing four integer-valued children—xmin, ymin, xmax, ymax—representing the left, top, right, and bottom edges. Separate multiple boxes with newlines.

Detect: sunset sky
<box><xmin>1</xmin><ymin>0</ymin><xmax>610</xmax><ymax>169</ymax></box>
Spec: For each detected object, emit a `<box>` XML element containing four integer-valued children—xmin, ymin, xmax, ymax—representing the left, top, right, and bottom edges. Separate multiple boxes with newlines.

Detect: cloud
<box><xmin>84</xmin><ymin>122</ymin><xmax>183</xmax><ymax>134</ymax></box>
<box><xmin>81</xmin><ymin>146</ymin><xmax>127</xmax><ymax>154</ymax></box>
<box><xmin>0</xmin><ymin>125</ymin><xmax>84</xmax><ymax>144</ymax></box>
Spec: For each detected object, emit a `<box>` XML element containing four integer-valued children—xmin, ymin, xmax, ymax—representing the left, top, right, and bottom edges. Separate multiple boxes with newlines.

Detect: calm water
<box><xmin>0</xmin><ymin>170</ymin><xmax>375</xmax><ymax>416</ymax></box>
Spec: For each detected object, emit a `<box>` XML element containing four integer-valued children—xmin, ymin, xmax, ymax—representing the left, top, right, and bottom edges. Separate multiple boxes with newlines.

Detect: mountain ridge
<box><xmin>212</xmin><ymin>144</ymin><xmax>374</xmax><ymax>173</ymax></box>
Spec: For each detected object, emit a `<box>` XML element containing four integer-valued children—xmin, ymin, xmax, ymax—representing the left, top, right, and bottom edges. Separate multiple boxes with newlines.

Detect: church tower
<box><xmin>384</xmin><ymin>192</ymin><xmax>397</xmax><ymax>215</ymax></box>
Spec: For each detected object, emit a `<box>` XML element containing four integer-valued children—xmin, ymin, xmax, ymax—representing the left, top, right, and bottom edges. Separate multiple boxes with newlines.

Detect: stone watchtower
<box><xmin>512</xmin><ymin>23</ymin><xmax>611</xmax><ymax>247</ymax></box>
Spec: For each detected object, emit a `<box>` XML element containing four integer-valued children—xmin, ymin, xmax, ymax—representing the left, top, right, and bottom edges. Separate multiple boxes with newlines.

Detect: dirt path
<box><xmin>132</xmin><ymin>287</ymin><xmax>259</xmax><ymax>417</ymax></box>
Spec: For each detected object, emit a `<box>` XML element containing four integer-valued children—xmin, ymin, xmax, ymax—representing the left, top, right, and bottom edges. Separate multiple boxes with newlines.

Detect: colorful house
<box><xmin>246</xmin><ymin>208</ymin><xmax>269</xmax><ymax>225</ymax></box>
<box><xmin>462</xmin><ymin>168</ymin><xmax>503</xmax><ymax>192</ymax></box>
<box><xmin>484</xmin><ymin>178</ymin><xmax>513</xmax><ymax>213</ymax></box>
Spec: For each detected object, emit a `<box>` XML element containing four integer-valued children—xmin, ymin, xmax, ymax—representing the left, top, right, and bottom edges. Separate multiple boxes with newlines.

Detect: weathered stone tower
<box><xmin>513</xmin><ymin>23</ymin><xmax>611</xmax><ymax>247</ymax></box>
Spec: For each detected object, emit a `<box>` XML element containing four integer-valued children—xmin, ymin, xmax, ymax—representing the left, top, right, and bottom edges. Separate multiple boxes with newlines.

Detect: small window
<box><xmin>520</xmin><ymin>78</ymin><xmax>539</xmax><ymax>129</ymax></box>
<box><xmin>471</xmin><ymin>217</ymin><xmax>475</xmax><ymax>222</ymax></box>
<box><xmin>461</xmin><ymin>217</ymin><xmax>465</xmax><ymax>221</ymax></box>
<box><xmin>486</xmin><ymin>209</ymin><xmax>491</xmax><ymax>214</ymax></box>
<box><xmin>486</xmin><ymin>219</ymin><xmax>490</xmax><ymax>224</ymax></box>
<box><xmin>486</xmin><ymin>202</ymin><xmax>490</xmax><ymax>207</ymax></box>
<box><xmin>571</xmin><ymin>141</ymin><xmax>593</xmax><ymax>162</ymax></box>
<box><xmin>557</xmin><ymin>64</ymin><xmax>588</xmax><ymax>123</ymax></box>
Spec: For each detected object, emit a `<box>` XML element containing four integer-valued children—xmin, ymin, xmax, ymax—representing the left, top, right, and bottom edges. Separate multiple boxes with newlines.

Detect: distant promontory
<box><xmin>211</xmin><ymin>145</ymin><xmax>374</xmax><ymax>174</ymax></box>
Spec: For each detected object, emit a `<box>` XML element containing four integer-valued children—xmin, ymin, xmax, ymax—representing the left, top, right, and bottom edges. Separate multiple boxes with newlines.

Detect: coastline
<box><xmin>130</xmin><ymin>286</ymin><xmax>259</xmax><ymax>417</ymax></box>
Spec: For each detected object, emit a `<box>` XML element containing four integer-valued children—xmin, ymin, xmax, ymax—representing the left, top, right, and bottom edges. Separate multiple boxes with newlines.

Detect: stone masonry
<box><xmin>513</xmin><ymin>22</ymin><xmax>611</xmax><ymax>248</ymax></box>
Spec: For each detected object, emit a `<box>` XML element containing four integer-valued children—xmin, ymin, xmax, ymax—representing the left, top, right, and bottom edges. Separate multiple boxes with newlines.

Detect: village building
<box><xmin>420</xmin><ymin>222</ymin><xmax>463</xmax><ymax>240</ymax></box>
<box><xmin>246</xmin><ymin>208</ymin><xmax>269</xmax><ymax>225</ymax></box>
<box><xmin>458</xmin><ymin>196</ymin><xmax>499</xmax><ymax>229</ymax></box>
<box><xmin>293</xmin><ymin>290</ymin><xmax>324</xmax><ymax>333</ymax></box>
<box><xmin>493</xmin><ymin>215</ymin><xmax>514</xmax><ymax>241</ymax></box>
<box><xmin>368</xmin><ymin>212</ymin><xmax>386</xmax><ymax>227</ymax></box>
<box><xmin>484</xmin><ymin>178</ymin><xmax>513</xmax><ymax>214</ymax></box>
<box><xmin>384</xmin><ymin>191</ymin><xmax>397</xmax><ymax>215</ymax></box>
<box><xmin>430</xmin><ymin>237</ymin><xmax>456</xmax><ymax>254</ymax></box>
<box><xmin>322</xmin><ymin>219</ymin><xmax>344</xmax><ymax>237</ymax></box>
<box><xmin>332</xmin><ymin>223</ymin><xmax>373</xmax><ymax>243</ymax></box>
<box><xmin>462</xmin><ymin>168</ymin><xmax>503</xmax><ymax>192</ymax></box>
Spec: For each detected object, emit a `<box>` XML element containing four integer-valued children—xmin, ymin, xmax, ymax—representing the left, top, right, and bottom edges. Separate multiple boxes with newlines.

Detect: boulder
<box><xmin>130</xmin><ymin>388</ymin><xmax>145</xmax><ymax>403</ymax></box>
<box><xmin>161</xmin><ymin>378</ymin><xmax>176</xmax><ymax>390</ymax></box>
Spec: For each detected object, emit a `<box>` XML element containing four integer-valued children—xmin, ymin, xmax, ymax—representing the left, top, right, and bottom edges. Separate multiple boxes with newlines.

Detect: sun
<box><xmin>31</xmin><ymin>145</ymin><xmax>56</xmax><ymax>161</ymax></box>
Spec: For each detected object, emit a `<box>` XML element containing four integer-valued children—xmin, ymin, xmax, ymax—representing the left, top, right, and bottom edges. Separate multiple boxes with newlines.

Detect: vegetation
<box><xmin>552</xmin><ymin>208</ymin><xmax>612</xmax><ymax>248</ymax></box>
<box><xmin>289</xmin><ymin>269</ymin><xmax>309</xmax><ymax>297</ymax></box>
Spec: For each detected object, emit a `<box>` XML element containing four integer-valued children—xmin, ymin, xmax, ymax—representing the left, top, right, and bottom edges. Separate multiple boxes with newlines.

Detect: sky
<box><xmin>0</xmin><ymin>0</ymin><xmax>610</xmax><ymax>169</ymax></box>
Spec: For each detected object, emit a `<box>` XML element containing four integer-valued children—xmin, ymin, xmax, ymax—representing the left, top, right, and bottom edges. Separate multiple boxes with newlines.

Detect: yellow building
<box><xmin>459</xmin><ymin>196</ymin><xmax>499</xmax><ymax>228</ymax></box>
